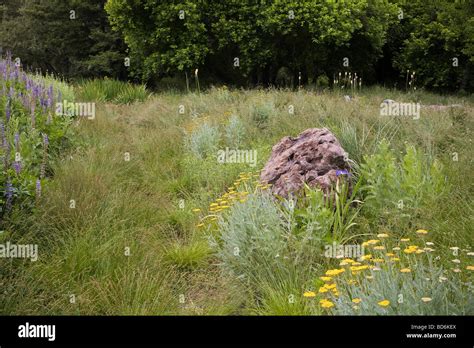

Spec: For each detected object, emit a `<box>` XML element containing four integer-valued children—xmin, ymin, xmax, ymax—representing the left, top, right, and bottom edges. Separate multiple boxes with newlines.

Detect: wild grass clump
<box><xmin>77</xmin><ymin>79</ymin><xmax>149</xmax><ymax>104</ymax></box>
<box><xmin>163</xmin><ymin>240</ymin><xmax>212</xmax><ymax>271</ymax></box>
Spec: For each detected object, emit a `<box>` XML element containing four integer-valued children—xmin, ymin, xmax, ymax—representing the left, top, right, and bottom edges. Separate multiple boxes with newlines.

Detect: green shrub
<box><xmin>251</xmin><ymin>102</ymin><xmax>274</xmax><ymax>129</ymax></box>
<box><xmin>360</xmin><ymin>139</ymin><xmax>445</xmax><ymax>228</ymax></box>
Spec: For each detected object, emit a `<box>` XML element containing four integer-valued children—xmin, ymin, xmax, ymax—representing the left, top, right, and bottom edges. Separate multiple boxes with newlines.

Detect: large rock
<box><xmin>260</xmin><ymin>128</ymin><xmax>351</xmax><ymax>197</ymax></box>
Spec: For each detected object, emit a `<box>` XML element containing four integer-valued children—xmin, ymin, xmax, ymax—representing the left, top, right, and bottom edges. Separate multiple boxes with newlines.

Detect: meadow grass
<box><xmin>1</xmin><ymin>86</ymin><xmax>472</xmax><ymax>315</ymax></box>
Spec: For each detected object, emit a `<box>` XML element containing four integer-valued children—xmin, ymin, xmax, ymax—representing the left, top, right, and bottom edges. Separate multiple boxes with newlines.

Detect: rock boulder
<box><xmin>260</xmin><ymin>128</ymin><xmax>351</xmax><ymax>197</ymax></box>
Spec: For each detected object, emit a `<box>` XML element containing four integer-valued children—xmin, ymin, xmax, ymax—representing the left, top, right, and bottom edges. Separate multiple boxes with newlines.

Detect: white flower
<box><xmin>426</xmin><ymin>242</ymin><xmax>434</xmax><ymax>246</ymax></box>
<box><xmin>452</xmin><ymin>259</ymin><xmax>461</xmax><ymax>263</ymax></box>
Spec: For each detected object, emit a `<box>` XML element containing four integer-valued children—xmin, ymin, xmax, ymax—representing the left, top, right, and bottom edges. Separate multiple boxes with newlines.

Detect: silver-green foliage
<box><xmin>184</xmin><ymin>123</ymin><xmax>220</xmax><ymax>159</ymax></box>
<box><xmin>214</xmin><ymin>193</ymin><xmax>287</xmax><ymax>283</ymax></box>
<box><xmin>225</xmin><ymin>115</ymin><xmax>246</xmax><ymax>148</ymax></box>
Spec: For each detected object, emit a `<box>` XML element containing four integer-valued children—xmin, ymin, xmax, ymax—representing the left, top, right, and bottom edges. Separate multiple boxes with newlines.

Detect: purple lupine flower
<box><xmin>5</xmin><ymin>180</ymin><xmax>13</xmax><ymax>211</ymax></box>
<box><xmin>336</xmin><ymin>169</ymin><xmax>350</xmax><ymax>177</ymax></box>
<box><xmin>12</xmin><ymin>161</ymin><xmax>22</xmax><ymax>174</ymax></box>
<box><xmin>31</xmin><ymin>103</ymin><xmax>35</xmax><ymax>128</ymax></box>
<box><xmin>14</xmin><ymin>132</ymin><xmax>20</xmax><ymax>151</ymax></box>
<box><xmin>43</xmin><ymin>133</ymin><xmax>49</xmax><ymax>146</ymax></box>
<box><xmin>0</xmin><ymin>121</ymin><xmax>6</xmax><ymax>148</ymax></box>
<box><xmin>36</xmin><ymin>179</ymin><xmax>41</xmax><ymax>198</ymax></box>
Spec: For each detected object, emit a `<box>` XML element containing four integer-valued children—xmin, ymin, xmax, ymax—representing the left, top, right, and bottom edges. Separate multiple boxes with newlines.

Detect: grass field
<box><xmin>1</xmin><ymin>83</ymin><xmax>473</xmax><ymax>315</ymax></box>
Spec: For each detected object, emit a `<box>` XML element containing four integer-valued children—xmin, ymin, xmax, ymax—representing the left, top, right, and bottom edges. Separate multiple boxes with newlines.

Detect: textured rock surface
<box><xmin>260</xmin><ymin>128</ymin><xmax>351</xmax><ymax>197</ymax></box>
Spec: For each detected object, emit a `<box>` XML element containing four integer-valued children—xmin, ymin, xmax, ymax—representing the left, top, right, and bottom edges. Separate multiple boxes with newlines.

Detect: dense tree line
<box><xmin>1</xmin><ymin>0</ymin><xmax>472</xmax><ymax>92</ymax></box>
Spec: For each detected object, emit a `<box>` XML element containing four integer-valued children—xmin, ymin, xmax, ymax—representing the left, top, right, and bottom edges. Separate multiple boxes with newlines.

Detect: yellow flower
<box><xmin>351</xmin><ymin>262</ymin><xmax>361</xmax><ymax>266</ymax></box>
<box><xmin>339</xmin><ymin>258</ymin><xmax>355</xmax><ymax>266</ymax></box>
<box><xmin>373</xmin><ymin>246</ymin><xmax>385</xmax><ymax>250</ymax></box>
<box><xmin>352</xmin><ymin>298</ymin><xmax>362</xmax><ymax>304</ymax></box>
<box><xmin>319</xmin><ymin>299</ymin><xmax>335</xmax><ymax>309</ymax></box>
<box><xmin>416</xmin><ymin>229</ymin><xmax>428</xmax><ymax>235</ymax></box>
<box><xmin>372</xmin><ymin>258</ymin><xmax>384</xmax><ymax>263</ymax></box>
<box><xmin>378</xmin><ymin>300</ymin><xmax>390</xmax><ymax>307</ymax></box>
<box><xmin>404</xmin><ymin>246</ymin><xmax>418</xmax><ymax>254</ymax></box>
<box><xmin>390</xmin><ymin>257</ymin><xmax>400</xmax><ymax>262</ymax></box>
<box><xmin>386</xmin><ymin>253</ymin><xmax>395</xmax><ymax>257</ymax></box>
<box><xmin>303</xmin><ymin>291</ymin><xmax>316</xmax><ymax>298</ymax></box>
<box><xmin>421</xmin><ymin>297</ymin><xmax>432</xmax><ymax>302</ymax></box>
<box><xmin>377</xmin><ymin>233</ymin><xmax>389</xmax><ymax>238</ymax></box>
<box><xmin>325</xmin><ymin>268</ymin><xmax>345</xmax><ymax>276</ymax></box>
<box><xmin>326</xmin><ymin>283</ymin><xmax>337</xmax><ymax>290</ymax></box>
<box><xmin>415</xmin><ymin>249</ymin><xmax>425</xmax><ymax>254</ymax></box>
<box><xmin>319</xmin><ymin>276</ymin><xmax>332</xmax><ymax>282</ymax></box>
<box><xmin>350</xmin><ymin>265</ymin><xmax>369</xmax><ymax>271</ymax></box>
<box><xmin>401</xmin><ymin>238</ymin><xmax>410</xmax><ymax>242</ymax></box>
<box><xmin>467</xmin><ymin>266</ymin><xmax>474</xmax><ymax>271</ymax></box>
<box><xmin>318</xmin><ymin>286</ymin><xmax>328</xmax><ymax>293</ymax></box>
<box><xmin>197</xmin><ymin>223</ymin><xmax>204</xmax><ymax>228</ymax></box>
<box><xmin>360</xmin><ymin>254</ymin><xmax>372</xmax><ymax>261</ymax></box>
<box><xmin>367</xmin><ymin>239</ymin><xmax>380</xmax><ymax>245</ymax></box>
<box><xmin>400</xmin><ymin>268</ymin><xmax>411</xmax><ymax>273</ymax></box>
<box><xmin>220</xmin><ymin>200</ymin><xmax>228</xmax><ymax>205</ymax></box>
<box><xmin>210</xmin><ymin>203</ymin><xmax>219</xmax><ymax>207</ymax></box>
<box><xmin>192</xmin><ymin>208</ymin><xmax>201</xmax><ymax>213</ymax></box>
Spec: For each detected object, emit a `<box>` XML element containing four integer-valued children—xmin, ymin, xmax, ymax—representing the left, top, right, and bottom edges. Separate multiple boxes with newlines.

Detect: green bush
<box><xmin>360</xmin><ymin>140</ymin><xmax>445</xmax><ymax>228</ymax></box>
<box><xmin>251</xmin><ymin>102</ymin><xmax>274</xmax><ymax>129</ymax></box>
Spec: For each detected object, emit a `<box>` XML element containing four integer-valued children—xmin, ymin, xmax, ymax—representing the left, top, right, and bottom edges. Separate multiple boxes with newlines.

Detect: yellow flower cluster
<box><xmin>304</xmin><ymin>227</ymin><xmax>449</xmax><ymax>311</ymax></box>
<box><xmin>193</xmin><ymin>171</ymin><xmax>268</xmax><ymax>229</ymax></box>
<box><xmin>319</xmin><ymin>299</ymin><xmax>335</xmax><ymax>309</ymax></box>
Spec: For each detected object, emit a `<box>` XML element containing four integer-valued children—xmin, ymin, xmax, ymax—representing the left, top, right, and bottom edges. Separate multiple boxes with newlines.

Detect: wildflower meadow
<box><xmin>0</xmin><ymin>0</ymin><xmax>473</xmax><ymax>324</ymax></box>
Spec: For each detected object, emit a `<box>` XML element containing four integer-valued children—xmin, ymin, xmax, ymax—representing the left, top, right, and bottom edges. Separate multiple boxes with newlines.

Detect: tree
<box><xmin>0</xmin><ymin>0</ymin><xmax>127</xmax><ymax>79</ymax></box>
